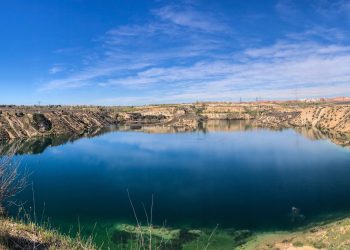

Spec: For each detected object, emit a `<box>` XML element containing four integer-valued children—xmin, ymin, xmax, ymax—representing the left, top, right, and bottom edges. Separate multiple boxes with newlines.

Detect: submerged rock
<box><xmin>112</xmin><ymin>224</ymin><xmax>202</xmax><ymax>248</ymax></box>
<box><xmin>290</xmin><ymin>206</ymin><xmax>306</xmax><ymax>223</ymax></box>
<box><xmin>229</xmin><ymin>229</ymin><xmax>253</xmax><ymax>247</ymax></box>
<box><xmin>177</xmin><ymin>229</ymin><xmax>202</xmax><ymax>244</ymax></box>
<box><xmin>111</xmin><ymin>230</ymin><xmax>133</xmax><ymax>244</ymax></box>
<box><xmin>114</xmin><ymin>224</ymin><xmax>180</xmax><ymax>241</ymax></box>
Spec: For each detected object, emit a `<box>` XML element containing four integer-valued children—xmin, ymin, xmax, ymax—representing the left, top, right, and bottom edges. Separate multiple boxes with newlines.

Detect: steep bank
<box><xmin>0</xmin><ymin>103</ymin><xmax>349</xmax><ymax>145</ymax></box>
<box><xmin>254</xmin><ymin>105</ymin><xmax>350</xmax><ymax>134</ymax></box>
<box><xmin>242</xmin><ymin>216</ymin><xmax>350</xmax><ymax>250</ymax></box>
<box><xmin>253</xmin><ymin>104</ymin><xmax>350</xmax><ymax>147</ymax></box>
<box><xmin>0</xmin><ymin>107</ymin><xmax>121</xmax><ymax>141</ymax></box>
<box><xmin>0</xmin><ymin>105</ymin><xmax>186</xmax><ymax>140</ymax></box>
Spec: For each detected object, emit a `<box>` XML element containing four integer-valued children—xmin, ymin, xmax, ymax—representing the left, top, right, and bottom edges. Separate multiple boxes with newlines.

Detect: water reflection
<box><xmin>0</xmin><ymin>120</ymin><xmax>349</xmax><ymax>157</ymax></box>
<box><xmin>0</xmin><ymin>126</ymin><xmax>117</xmax><ymax>156</ymax></box>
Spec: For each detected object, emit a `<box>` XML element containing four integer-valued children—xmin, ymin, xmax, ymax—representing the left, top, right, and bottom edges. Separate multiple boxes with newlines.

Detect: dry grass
<box><xmin>241</xmin><ymin>217</ymin><xmax>350</xmax><ymax>250</ymax></box>
<box><xmin>0</xmin><ymin>152</ymin><xmax>96</xmax><ymax>250</ymax></box>
<box><xmin>0</xmin><ymin>152</ymin><xmax>26</xmax><ymax>216</ymax></box>
<box><xmin>0</xmin><ymin>218</ymin><xmax>96</xmax><ymax>250</ymax></box>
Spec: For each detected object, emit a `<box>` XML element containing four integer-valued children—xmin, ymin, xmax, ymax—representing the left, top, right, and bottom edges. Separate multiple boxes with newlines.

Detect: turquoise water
<box><xmin>3</xmin><ymin>121</ymin><xmax>350</xmax><ymax>247</ymax></box>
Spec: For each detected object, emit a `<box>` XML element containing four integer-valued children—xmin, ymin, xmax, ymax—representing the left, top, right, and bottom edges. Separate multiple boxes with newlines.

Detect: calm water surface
<box><xmin>4</xmin><ymin>121</ymin><xmax>350</xmax><ymax>245</ymax></box>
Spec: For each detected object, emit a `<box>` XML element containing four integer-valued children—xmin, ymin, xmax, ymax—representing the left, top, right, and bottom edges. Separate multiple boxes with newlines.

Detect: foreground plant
<box><xmin>0</xmin><ymin>217</ymin><xmax>96</xmax><ymax>250</ymax></box>
<box><xmin>0</xmin><ymin>153</ymin><xmax>26</xmax><ymax>216</ymax></box>
<box><xmin>0</xmin><ymin>154</ymin><xmax>96</xmax><ymax>249</ymax></box>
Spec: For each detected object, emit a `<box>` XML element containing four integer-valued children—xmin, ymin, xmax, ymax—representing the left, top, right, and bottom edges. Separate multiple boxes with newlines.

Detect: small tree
<box><xmin>0</xmin><ymin>153</ymin><xmax>26</xmax><ymax>216</ymax></box>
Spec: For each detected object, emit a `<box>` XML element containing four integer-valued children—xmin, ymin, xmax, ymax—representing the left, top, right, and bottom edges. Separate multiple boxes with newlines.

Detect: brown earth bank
<box><xmin>241</xmin><ymin>217</ymin><xmax>350</xmax><ymax>250</ymax></box>
<box><xmin>0</xmin><ymin>102</ymin><xmax>349</xmax><ymax>147</ymax></box>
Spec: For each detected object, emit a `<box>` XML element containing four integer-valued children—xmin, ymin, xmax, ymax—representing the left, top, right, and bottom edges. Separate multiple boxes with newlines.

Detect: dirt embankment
<box><xmin>254</xmin><ymin>105</ymin><xmax>350</xmax><ymax>132</ymax></box>
<box><xmin>0</xmin><ymin>105</ymin><xmax>200</xmax><ymax>140</ymax></box>
<box><xmin>0</xmin><ymin>109</ymin><xmax>117</xmax><ymax>141</ymax></box>
<box><xmin>0</xmin><ymin>103</ymin><xmax>349</xmax><ymax>143</ymax></box>
<box><xmin>242</xmin><ymin>217</ymin><xmax>350</xmax><ymax>250</ymax></box>
<box><xmin>254</xmin><ymin>105</ymin><xmax>350</xmax><ymax>146</ymax></box>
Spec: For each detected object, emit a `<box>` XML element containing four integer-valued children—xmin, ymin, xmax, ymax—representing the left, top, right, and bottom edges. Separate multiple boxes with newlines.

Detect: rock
<box><xmin>178</xmin><ymin>229</ymin><xmax>201</xmax><ymax>243</ymax></box>
<box><xmin>112</xmin><ymin>224</ymin><xmax>202</xmax><ymax>248</ymax></box>
<box><xmin>32</xmin><ymin>113</ymin><xmax>52</xmax><ymax>132</ymax></box>
<box><xmin>230</xmin><ymin>229</ymin><xmax>253</xmax><ymax>247</ymax></box>
<box><xmin>0</xmin><ymin>129</ymin><xmax>10</xmax><ymax>141</ymax></box>
<box><xmin>111</xmin><ymin>230</ymin><xmax>132</xmax><ymax>244</ymax></box>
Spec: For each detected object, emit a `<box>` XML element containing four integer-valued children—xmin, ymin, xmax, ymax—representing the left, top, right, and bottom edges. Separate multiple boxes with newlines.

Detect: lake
<box><xmin>3</xmin><ymin>120</ymin><xmax>350</xmax><ymax>248</ymax></box>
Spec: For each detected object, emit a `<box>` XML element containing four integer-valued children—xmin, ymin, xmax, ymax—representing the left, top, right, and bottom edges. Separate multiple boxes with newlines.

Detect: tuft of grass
<box><xmin>0</xmin><ymin>218</ymin><xmax>97</xmax><ymax>250</ymax></box>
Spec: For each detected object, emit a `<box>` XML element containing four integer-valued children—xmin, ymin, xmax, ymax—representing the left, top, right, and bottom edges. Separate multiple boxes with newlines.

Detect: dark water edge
<box><xmin>2</xmin><ymin>120</ymin><xmax>350</xmax><ymax>248</ymax></box>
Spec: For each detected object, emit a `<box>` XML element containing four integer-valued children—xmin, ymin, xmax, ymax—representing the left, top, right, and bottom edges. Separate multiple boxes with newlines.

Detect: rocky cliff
<box><xmin>254</xmin><ymin>105</ymin><xmax>350</xmax><ymax>132</ymax></box>
<box><xmin>253</xmin><ymin>104</ymin><xmax>350</xmax><ymax>146</ymax></box>
<box><xmin>0</xmin><ymin>108</ymin><xmax>118</xmax><ymax>140</ymax></box>
<box><xmin>0</xmin><ymin>103</ymin><xmax>349</xmax><ymax>145</ymax></box>
<box><xmin>0</xmin><ymin>105</ymin><xmax>195</xmax><ymax>140</ymax></box>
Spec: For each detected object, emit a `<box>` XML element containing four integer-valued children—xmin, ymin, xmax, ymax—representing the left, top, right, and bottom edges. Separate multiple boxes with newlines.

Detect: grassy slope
<box><xmin>0</xmin><ymin>218</ymin><xmax>96</xmax><ymax>250</ymax></box>
<box><xmin>241</xmin><ymin>217</ymin><xmax>350</xmax><ymax>250</ymax></box>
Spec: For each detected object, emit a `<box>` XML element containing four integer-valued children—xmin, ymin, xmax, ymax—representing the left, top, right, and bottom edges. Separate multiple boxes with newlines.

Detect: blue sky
<box><xmin>1</xmin><ymin>0</ymin><xmax>350</xmax><ymax>105</ymax></box>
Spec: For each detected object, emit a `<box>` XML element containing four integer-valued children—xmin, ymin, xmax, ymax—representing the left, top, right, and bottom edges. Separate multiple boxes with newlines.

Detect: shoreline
<box><xmin>0</xmin><ymin>102</ymin><xmax>349</xmax><ymax>146</ymax></box>
<box><xmin>2</xmin><ymin>213</ymin><xmax>350</xmax><ymax>249</ymax></box>
<box><xmin>0</xmin><ymin>120</ymin><xmax>349</xmax><ymax>157</ymax></box>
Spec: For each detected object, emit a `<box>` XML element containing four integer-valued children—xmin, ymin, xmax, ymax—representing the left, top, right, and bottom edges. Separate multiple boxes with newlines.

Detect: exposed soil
<box><xmin>0</xmin><ymin>102</ymin><xmax>349</xmax><ymax>147</ymax></box>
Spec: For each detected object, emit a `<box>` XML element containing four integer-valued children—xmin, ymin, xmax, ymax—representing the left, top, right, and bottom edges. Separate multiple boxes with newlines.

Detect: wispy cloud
<box><xmin>96</xmin><ymin>42</ymin><xmax>350</xmax><ymax>100</ymax></box>
<box><xmin>40</xmin><ymin>3</ymin><xmax>232</xmax><ymax>92</ymax></box>
<box><xmin>286</xmin><ymin>26</ymin><xmax>348</xmax><ymax>42</ymax></box>
<box><xmin>315</xmin><ymin>0</ymin><xmax>350</xmax><ymax>18</ymax></box>
<box><xmin>41</xmin><ymin>62</ymin><xmax>151</xmax><ymax>91</ymax></box>
<box><xmin>40</xmin><ymin>1</ymin><xmax>350</xmax><ymax>104</ymax></box>
<box><xmin>152</xmin><ymin>5</ymin><xmax>228</xmax><ymax>32</ymax></box>
<box><xmin>95</xmin><ymin>82</ymin><xmax>350</xmax><ymax>106</ymax></box>
<box><xmin>275</xmin><ymin>0</ymin><xmax>302</xmax><ymax>23</ymax></box>
<box><xmin>49</xmin><ymin>65</ymin><xmax>65</xmax><ymax>74</ymax></box>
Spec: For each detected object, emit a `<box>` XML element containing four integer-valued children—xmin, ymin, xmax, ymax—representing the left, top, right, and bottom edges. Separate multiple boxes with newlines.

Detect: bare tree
<box><xmin>0</xmin><ymin>152</ymin><xmax>26</xmax><ymax>216</ymax></box>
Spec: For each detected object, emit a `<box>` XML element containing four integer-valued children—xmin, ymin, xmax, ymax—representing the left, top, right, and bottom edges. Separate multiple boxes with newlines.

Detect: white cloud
<box><xmin>105</xmin><ymin>23</ymin><xmax>175</xmax><ymax>42</ymax></box>
<box><xmin>275</xmin><ymin>0</ymin><xmax>302</xmax><ymax>22</ymax></box>
<box><xmin>40</xmin><ymin>8</ymin><xmax>231</xmax><ymax>91</ymax></box>
<box><xmin>95</xmin><ymin>82</ymin><xmax>350</xmax><ymax>106</ymax></box>
<box><xmin>40</xmin><ymin>2</ymin><xmax>350</xmax><ymax>104</ymax></box>
<box><xmin>49</xmin><ymin>65</ymin><xmax>65</xmax><ymax>74</ymax></box>
<box><xmin>99</xmin><ymin>42</ymin><xmax>350</xmax><ymax>89</ymax></box>
<box><xmin>286</xmin><ymin>27</ymin><xmax>348</xmax><ymax>42</ymax></box>
<box><xmin>152</xmin><ymin>5</ymin><xmax>228</xmax><ymax>32</ymax></box>
<box><xmin>41</xmin><ymin>63</ymin><xmax>151</xmax><ymax>91</ymax></box>
<box><xmin>41</xmin><ymin>37</ymin><xmax>350</xmax><ymax>100</ymax></box>
<box><xmin>315</xmin><ymin>0</ymin><xmax>350</xmax><ymax>18</ymax></box>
